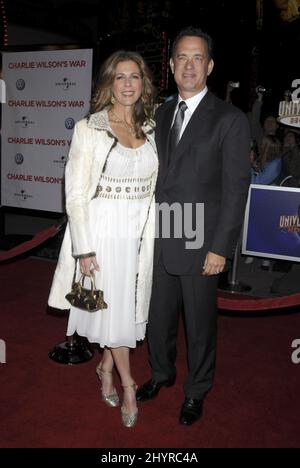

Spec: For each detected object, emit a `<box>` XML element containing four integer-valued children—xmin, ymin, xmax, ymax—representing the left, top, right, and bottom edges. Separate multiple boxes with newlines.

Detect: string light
<box><xmin>1</xmin><ymin>0</ymin><xmax>8</xmax><ymax>47</ymax></box>
<box><xmin>160</xmin><ymin>31</ymin><xmax>168</xmax><ymax>95</ymax></box>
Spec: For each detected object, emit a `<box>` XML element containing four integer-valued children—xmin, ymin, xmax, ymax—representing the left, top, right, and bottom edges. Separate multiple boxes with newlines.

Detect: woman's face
<box><xmin>284</xmin><ymin>132</ymin><xmax>297</xmax><ymax>147</ymax></box>
<box><xmin>112</xmin><ymin>60</ymin><xmax>143</xmax><ymax>107</ymax></box>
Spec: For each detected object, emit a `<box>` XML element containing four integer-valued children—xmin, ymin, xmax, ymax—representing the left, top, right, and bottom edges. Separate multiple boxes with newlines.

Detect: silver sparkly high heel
<box><xmin>96</xmin><ymin>364</ymin><xmax>120</xmax><ymax>407</ymax></box>
<box><xmin>121</xmin><ymin>382</ymin><xmax>138</xmax><ymax>428</ymax></box>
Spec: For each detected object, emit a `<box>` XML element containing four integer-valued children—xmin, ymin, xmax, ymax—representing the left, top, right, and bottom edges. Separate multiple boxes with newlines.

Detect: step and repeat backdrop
<box><xmin>1</xmin><ymin>48</ymin><xmax>93</xmax><ymax>212</ymax></box>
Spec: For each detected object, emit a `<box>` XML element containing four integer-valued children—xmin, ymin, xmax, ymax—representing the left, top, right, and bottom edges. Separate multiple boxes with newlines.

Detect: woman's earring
<box><xmin>111</xmin><ymin>95</ymin><xmax>116</xmax><ymax>105</ymax></box>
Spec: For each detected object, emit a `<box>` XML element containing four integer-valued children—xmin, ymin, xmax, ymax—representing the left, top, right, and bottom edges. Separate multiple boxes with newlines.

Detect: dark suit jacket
<box><xmin>154</xmin><ymin>91</ymin><xmax>251</xmax><ymax>275</ymax></box>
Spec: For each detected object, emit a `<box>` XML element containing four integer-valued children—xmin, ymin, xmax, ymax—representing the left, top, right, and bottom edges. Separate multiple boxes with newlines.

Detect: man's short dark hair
<box><xmin>171</xmin><ymin>27</ymin><xmax>214</xmax><ymax>60</ymax></box>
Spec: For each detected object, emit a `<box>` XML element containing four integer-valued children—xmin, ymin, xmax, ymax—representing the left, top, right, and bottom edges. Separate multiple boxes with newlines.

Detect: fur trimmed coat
<box><xmin>48</xmin><ymin>110</ymin><xmax>158</xmax><ymax>325</ymax></box>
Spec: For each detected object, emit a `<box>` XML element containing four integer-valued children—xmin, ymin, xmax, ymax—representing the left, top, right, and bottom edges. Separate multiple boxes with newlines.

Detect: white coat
<box><xmin>48</xmin><ymin>110</ymin><xmax>158</xmax><ymax>325</ymax></box>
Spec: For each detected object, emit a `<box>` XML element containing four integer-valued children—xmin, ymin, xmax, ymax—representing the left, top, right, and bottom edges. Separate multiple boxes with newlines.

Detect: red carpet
<box><xmin>0</xmin><ymin>257</ymin><xmax>299</xmax><ymax>448</ymax></box>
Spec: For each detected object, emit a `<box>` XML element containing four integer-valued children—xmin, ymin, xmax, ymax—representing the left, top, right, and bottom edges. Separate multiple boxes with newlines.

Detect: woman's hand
<box><xmin>79</xmin><ymin>256</ymin><xmax>100</xmax><ymax>276</ymax></box>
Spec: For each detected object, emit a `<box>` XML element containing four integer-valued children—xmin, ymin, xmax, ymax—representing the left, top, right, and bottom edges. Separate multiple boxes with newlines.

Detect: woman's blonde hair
<box><xmin>280</xmin><ymin>0</ymin><xmax>299</xmax><ymax>21</ymax></box>
<box><xmin>261</xmin><ymin>135</ymin><xmax>282</xmax><ymax>166</ymax></box>
<box><xmin>90</xmin><ymin>50</ymin><xmax>156</xmax><ymax>138</ymax></box>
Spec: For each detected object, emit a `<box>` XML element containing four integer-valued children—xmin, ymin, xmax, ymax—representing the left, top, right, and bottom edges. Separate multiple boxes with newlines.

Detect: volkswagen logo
<box><xmin>16</xmin><ymin>79</ymin><xmax>25</xmax><ymax>90</ymax></box>
<box><xmin>65</xmin><ymin>118</ymin><xmax>75</xmax><ymax>130</ymax></box>
<box><xmin>15</xmin><ymin>153</ymin><xmax>24</xmax><ymax>165</ymax></box>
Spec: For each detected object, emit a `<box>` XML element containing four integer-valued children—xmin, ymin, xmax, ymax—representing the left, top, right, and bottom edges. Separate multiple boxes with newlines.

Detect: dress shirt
<box><xmin>171</xmin><ymin>86</ymin><xmax>208</xmax><ymax>140</ymax></box>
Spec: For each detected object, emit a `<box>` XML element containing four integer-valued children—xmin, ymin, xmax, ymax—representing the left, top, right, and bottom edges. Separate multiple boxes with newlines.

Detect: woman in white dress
<box><xmin>48</xmin><ymin>51</ymin><xmax>158</xmax><ymax>427</ymax></box>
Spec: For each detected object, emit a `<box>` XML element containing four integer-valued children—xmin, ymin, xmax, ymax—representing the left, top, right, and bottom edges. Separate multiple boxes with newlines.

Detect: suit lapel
<box><xmin>165</xmin><ymin>92</ymin><xmax>215</xmax><ymax>176</ymax></box>
<box><xmin>157</xmin><ymin>98</ymin><xmax>177</xmax><ymax>180</ymax></box>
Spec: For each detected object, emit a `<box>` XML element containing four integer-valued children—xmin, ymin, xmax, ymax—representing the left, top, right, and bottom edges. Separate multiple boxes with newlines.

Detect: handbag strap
<box><xmin>72</xmin><ymin>259</ymin><xmax>96</xmax><ymax>291</ymax></box>
<box><xmin>72</xmin><ymin>259</ymin><xmax>79</xmax><ymax>285</ymax></box>
<box><xmin>80</xmin><ymin>272</ymin><xmax>95</xmax><ymax>292</ymax></box>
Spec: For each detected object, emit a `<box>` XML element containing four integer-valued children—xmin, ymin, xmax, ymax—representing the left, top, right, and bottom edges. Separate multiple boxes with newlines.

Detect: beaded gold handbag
<box><xmin>65</xmin><ymin>262</ymin><xmax>107</xmax><ymax>312</ymax></box>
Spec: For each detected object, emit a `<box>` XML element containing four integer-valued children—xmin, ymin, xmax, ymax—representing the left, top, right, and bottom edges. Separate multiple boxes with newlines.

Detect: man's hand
<box><xmin>255</xmin><ymin>85</ymin><xmax>265</xmax><ymax>102</ymax></box>
<box><xmin>79</xmin><ymin>256</ymin><xmax>100</xmax><ymax>276</ymax></box>
<box><xmin>202</xmin><ymin>251</ymin><xmax>226</xmax><ymax>276</ymax></box>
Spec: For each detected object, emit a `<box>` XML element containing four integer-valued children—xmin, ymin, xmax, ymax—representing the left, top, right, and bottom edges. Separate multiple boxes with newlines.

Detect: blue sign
<box><xmin>242</xmin><ymin>185</ymin><xmax>300</xmax><ymax>262</ymax></box>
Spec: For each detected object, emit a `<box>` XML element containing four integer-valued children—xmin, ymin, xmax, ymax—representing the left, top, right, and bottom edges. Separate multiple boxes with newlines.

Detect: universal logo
<box><xmin>53</xmin><ymin>155</ymin><xmax>67</xmax><ymax>168</ymax></box>
<box><xmin>0</xmin><ymin>339</ymin><xmax>6</xmax><ymax>364</ymax></box>
<box><xmin>15</xmin><ymin>116</ymin><xmax>35</xmax><ymax>128</ymax></box>
<box><xmin>16</xmin><ymin>78</ymin><xmax>25</xmax><ymax>91</ymax></box>
<box><xmin>15</xmin><ymin>153</ymin><xmax>24</xmax><ymax>165</ymax></box>
<box><xmin>291</xmin><ymin>79</ymin><xmax>300</xmax><ymax>102</ymax></box>
<box><xmin>278</xmin><ymin>79</ymin><xmax>300</xmax><ymax>127</ymax></box>
<box><xmin>14</xmin><ymin>189</ymin><xmax>33</xmax><ymax>201</ymax></box>
<box><xmin>55</xmin><ymin>77</ymin><xmax>76</xmax><ymax>90</ymax></box>
<box><xmin>65</xmin><ymin>117</ymin><xmax>75</xmax><ymax>130</ymax></box>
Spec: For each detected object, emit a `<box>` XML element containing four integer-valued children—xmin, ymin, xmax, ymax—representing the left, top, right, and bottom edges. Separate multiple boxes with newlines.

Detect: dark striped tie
<box><xmin>168</xmin><ymin>101</ymin><xmax>187</xmax><ymax>161</ymax></box>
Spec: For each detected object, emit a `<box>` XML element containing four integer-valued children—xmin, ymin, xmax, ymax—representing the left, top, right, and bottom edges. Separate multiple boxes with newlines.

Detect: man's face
<box><xmin>170</xmin><ymin>36</ymin><xmax>214</xmax><ymax>99</ymax></box>
<box><xmin>263</xmin><ymin>116</ymin><xmax>278</xmax><ymax>135</ymax></box>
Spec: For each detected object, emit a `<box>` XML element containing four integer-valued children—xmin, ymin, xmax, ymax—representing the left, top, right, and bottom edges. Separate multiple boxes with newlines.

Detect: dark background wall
<box><xmin>3</xmin><ymin>0</ymin><xmax>299</xmax><ymax>111</ymax></box>
<box><xmin>0</xmin><ymin>0</ymin><xmax>299</xmax><ymax>245</ymax></box>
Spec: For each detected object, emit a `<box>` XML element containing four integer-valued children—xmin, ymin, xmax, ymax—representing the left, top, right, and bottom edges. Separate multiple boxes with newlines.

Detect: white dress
<box><xmin>66</xmin><ymin>140</ymin><xmax>157</xmax><ymax>348</ymax></box>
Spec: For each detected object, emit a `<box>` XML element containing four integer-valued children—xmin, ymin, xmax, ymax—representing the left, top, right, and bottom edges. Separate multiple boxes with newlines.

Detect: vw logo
<box><xmin>16</xmin><ymin>79</ymin><xmax>25</xmax><ymax>90</ymax></box>
<box><xmin>65</xmin><ymin>118</ymin><xmax>75</xmax><ymax>130</ymax></box>
<box><xmin>15</xmin><ymin>153</ymin><xmax>24</xmax><ymax>165</ymax></box>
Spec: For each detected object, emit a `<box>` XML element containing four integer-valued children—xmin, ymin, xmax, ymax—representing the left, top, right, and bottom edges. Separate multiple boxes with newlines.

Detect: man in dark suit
<box><xmin>136</xmin><ymin>27</ymin><xmax>251</xmax><ymax>425</ymax></box>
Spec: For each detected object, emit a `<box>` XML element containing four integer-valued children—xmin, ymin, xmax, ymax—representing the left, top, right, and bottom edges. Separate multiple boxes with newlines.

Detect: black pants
<box><xmin>147</xmin><ymin>258</ymin><xmax>219</xmax><ymax>400</ymax></box>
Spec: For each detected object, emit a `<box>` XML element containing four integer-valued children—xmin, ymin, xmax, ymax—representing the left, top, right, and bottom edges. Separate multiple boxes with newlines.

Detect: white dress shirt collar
<box><xmin>172</xmin><ymin>87</ymin><xmax>208</xmax><ymax>139</ymax></box>
<box><xmin>177</xmin><ymin>86</ymin><xmax>208</xmax><ymax>115</ymax></box>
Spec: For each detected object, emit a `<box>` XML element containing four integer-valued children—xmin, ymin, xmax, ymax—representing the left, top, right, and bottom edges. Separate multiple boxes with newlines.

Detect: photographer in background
<box><xmin>246</xmin><ymin>86</ymin><xmax>282</xmax><ymax>268</ymax></box>
<box><xmin>249</xmin><ymin>86</ymin><xmax>280</xmax><ymax>153</ymax></box>
<box><xmin>225</xmin><ymin>80</ymin><xmax>240</xmax><ymax>104</ymax></box>
<box><xmin>281</xmin><ymin>130</ymin><xmax>300</xmax><ymax>187</ymax></box>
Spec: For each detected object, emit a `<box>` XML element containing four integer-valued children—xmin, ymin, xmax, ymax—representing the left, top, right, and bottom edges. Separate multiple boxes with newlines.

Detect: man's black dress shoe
<box><xmin>136</xmin><ymin>377</ymin><xmax>175</xmax><ymax>402</ymax></box>
<box><xmin>179</xmin><ymin>398</ymin><xmax>203</xmax><ymax>426</ymax></box>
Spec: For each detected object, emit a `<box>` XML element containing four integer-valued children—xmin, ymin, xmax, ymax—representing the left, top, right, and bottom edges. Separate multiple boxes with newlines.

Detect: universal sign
<box><xmin>278</xmin><ymin>79</ymin><xmax>300</xmax><ymax>128</ymax></box>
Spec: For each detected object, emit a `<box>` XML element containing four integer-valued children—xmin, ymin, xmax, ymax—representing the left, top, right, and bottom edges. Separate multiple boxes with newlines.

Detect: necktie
<box><xmin>168</xmin><ymin>101</ymin><xmax>187</xmax><ymax>160</ymax></box>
